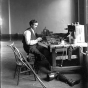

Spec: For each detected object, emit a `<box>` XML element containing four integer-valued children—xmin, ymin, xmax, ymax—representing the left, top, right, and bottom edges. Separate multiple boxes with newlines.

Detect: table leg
<box><xmin>52</xmin><ymin>48</ymin><xmax>57</xmax><ymax>67</ymax></box>
<box><xmin>79</xmin><ymin>47</ymin><xmax>83</xmax><ymax>66</ymax></box>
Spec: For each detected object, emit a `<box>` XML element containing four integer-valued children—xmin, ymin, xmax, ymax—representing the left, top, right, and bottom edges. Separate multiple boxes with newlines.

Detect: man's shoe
<box><xmin>67</xmin><ymin>79</ymin><xmax>80</xmax><ymax>86</ymax></box>
<box><xmin>46</xmin><ymin>73</ymin><xmax>57</xmax><ymax>81</ymax></box>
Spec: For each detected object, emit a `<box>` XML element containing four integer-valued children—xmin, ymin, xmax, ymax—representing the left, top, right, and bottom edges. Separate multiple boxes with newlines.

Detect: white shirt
<box><xmin>24</xmin><ymin>28</ymin><xmax>38</xmax><ymax>45</ymax></box>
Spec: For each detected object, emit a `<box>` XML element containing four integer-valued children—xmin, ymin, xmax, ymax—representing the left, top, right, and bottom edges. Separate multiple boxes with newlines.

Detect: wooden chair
<box><xmin>7</xmin><ymin>43</ymin><xmax>36</xmax><ymax>85</ymax></box>
<box><xmin>7</xmin><ymin>43</ymin><xmax>46</xmax><ymax>88</ymax></box>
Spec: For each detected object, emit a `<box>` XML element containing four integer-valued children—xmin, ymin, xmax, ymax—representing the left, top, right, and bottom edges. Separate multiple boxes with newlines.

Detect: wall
<box><xmin>1</xmin><ymin>0</ymin><xmax>78</xmax><ymax>34</ymax></box>
<box><xmin>78</xmin><ymin>0</ymin><xmax>85</xmax><ymax>24</ymax></box>
<box><xmin>85</xmin><ymin>0</ymin><xmax>88</xmax><ymax>42</ymax></box>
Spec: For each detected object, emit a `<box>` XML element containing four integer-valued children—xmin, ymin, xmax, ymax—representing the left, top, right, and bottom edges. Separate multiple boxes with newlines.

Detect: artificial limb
<box><xmin>46</xmin><ymin>72</ymin><xmax>80</xmax><ymax>86</ymax></box>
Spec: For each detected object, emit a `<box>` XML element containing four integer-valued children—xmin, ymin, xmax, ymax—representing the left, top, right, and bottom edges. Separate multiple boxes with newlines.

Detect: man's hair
<box><xmin>29</xmin><ymin>19</ymin><xmax>38</xmax><ymax>26</ymax></box>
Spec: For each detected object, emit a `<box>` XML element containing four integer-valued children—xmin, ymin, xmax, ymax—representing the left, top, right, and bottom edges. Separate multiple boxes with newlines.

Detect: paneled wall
<box><xmin>78</xmin><ymin>0</ymin><xmax>88</xmax><ymax>42</ymax></box>
<box><xmin>78</xmin><ymin>0</ymin><xmax>85</xmax><ymax>24</ymax></box>
<box><xmin>85</xmin><ymin>0</ymin><xmax>88</xmax><ymax>42</ymax></box>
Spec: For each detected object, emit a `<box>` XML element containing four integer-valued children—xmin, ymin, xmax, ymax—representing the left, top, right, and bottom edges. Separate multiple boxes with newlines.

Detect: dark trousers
<box><xmin>23</xmin><ymin>44</ymin><xmax>51</xmax><ymax>74</ymax></box>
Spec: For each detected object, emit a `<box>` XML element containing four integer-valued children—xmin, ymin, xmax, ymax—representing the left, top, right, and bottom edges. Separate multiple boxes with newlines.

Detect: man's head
<box><xmin>29</xmin><ymin>19</ymin><xmax>38</xmax><ymax>30</ymax></box>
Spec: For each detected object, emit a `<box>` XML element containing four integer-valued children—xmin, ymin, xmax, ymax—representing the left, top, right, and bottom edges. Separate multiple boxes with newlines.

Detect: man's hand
<box><xmin>37</xmin><ymin>37</ymin><xmax>42</xmax><ymax>42</ymax></box>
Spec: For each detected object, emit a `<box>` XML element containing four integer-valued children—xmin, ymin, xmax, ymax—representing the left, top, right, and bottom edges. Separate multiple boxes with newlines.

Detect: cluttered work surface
<box><xmin>38</xmin><ymin>24</ymin><xmax>88</xmax><ymax>71</ymax></box>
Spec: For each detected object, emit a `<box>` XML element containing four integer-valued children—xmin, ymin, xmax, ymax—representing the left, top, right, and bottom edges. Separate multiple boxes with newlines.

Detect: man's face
<box><xmin>31</xmin><ymin>23</ymin><xmax>38</xmax><ymax>30</ymax></box>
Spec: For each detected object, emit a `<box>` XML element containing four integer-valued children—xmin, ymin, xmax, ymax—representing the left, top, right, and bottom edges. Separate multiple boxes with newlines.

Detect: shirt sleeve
<box><xmin>24</xmin><ymin>30</ymin><xmax>38</xmax><ymax>45</ymax></box>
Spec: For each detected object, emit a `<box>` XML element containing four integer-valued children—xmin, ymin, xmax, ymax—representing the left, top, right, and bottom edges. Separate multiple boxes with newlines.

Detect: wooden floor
<box><xmin>1</xmin><ymin>41</ymin><xmax>82</xmax><ymax>88</ymax></box>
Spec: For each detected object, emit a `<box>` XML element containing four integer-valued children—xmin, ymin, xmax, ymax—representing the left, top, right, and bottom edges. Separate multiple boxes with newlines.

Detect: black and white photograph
<box><xmin>0</xmin><ymin>0</ymin><xmax>88</xmax><ymax>88</ymax></box>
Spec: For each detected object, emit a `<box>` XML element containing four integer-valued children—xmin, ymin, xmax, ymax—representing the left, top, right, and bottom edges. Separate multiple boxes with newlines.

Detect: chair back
<box><xmin>7</xmin><ymin>42</ymin><xmax>24</xmax><ymax>65</ymax></box>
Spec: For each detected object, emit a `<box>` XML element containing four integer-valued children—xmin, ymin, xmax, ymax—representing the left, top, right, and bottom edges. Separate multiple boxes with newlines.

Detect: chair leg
<box><xmin>60</xmin><ymin>50</ymin><xmax>65</xmax><ymax>67</ymax></box>
<box><xmin>34</xmin><ymin>74</ymin><xmax>36</xmax><ymax>81</ymax></box>
<box><xmin>17</xmin><ymin>66</ymin><xmax>20</xmax><ymax>85</ymax></box>
<box><xmin>34</xmin><ymin>64</ymin><xmax>39</xmax><ymax>74</ymax></box>
<box><xmin>32</xmin><ymin>64</ymin><xmax>37</xmax><ymax>81</ymax></box>
<box><xmin>14</xmin><ymin>65</ymin><xmax>17</xmax><ymax>78</ymax></box>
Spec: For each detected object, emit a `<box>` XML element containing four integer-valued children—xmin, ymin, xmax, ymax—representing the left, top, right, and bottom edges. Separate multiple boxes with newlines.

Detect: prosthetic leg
<box><xmin>68</xmin><ymin>46</ymin><xmax>73</xmax><ymax>61</ymax></box>
<box><xmin>46</xmin><ymin>72</ymin><xmax>80</xmax><ymax>86</ymax></box>
<box><xmin>56</xmin><ymin>73</ymin><xmax>80</xmax><ymax>86</ymax></box>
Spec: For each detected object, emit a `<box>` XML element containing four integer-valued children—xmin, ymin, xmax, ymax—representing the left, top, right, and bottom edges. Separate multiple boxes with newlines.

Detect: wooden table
<box><xmin>49</xmin><ymin>43</ymin><xmax>88</xmax><ymax>71</ymax></box>
<box><xmin>38</xmin><ymin>42</ymin><xmax>88</xmax><ymax>71</ymax></box>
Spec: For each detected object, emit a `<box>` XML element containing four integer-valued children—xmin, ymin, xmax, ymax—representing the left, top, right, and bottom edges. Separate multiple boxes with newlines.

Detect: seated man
<box><xmin>22</xmin><ymin>19</ymin><xmax>80</xmax><ymax>86</ymax></box>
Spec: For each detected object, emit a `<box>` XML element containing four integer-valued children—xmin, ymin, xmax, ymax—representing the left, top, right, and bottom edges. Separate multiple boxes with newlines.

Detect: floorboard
<box><xmin>1</xmin><ymin>41</ymin><xmax>82</xmax><ymax>88</ymax></box>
